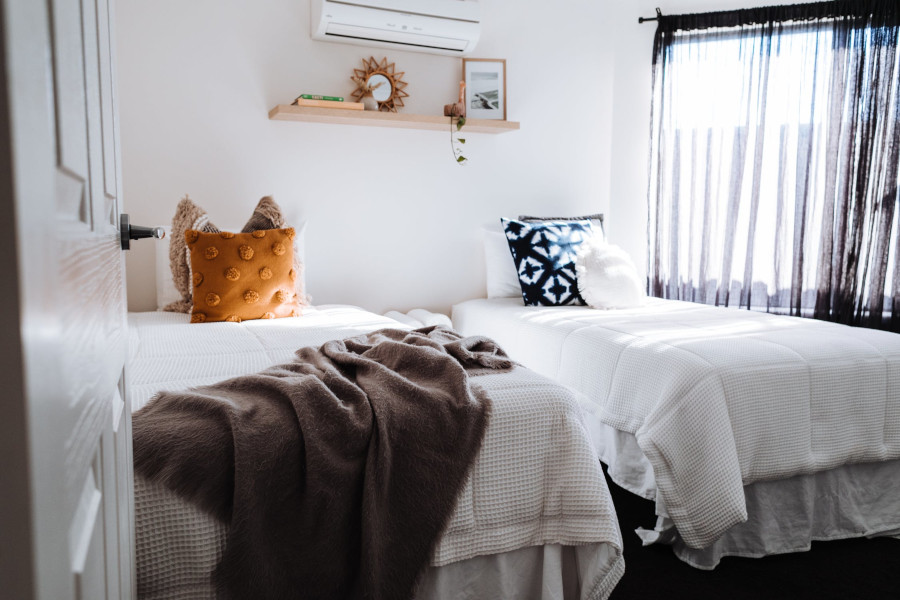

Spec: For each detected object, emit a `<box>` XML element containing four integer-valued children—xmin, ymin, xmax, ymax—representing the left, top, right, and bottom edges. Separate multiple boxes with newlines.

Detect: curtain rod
<box><xmin>639</xmin><ymin>7</ymin><xmax>663</xmax><ymax>23</ymax></box>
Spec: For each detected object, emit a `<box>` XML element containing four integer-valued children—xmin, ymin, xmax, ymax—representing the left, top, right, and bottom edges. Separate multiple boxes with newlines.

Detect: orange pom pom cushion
<box><xmin>186</xmin><ymin>228</ymin><xmax>302</xmax><ymax>323</ymax></box>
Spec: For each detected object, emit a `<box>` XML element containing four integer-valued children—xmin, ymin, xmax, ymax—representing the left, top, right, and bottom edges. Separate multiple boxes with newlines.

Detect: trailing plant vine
<box><xmin>451</xmin><ymin>116</ymin><xmax>467</xmax><ymax>165</ymax></box>
<box><xmin>443</xmin><ymin>81</ymin><xmax>468</xmax><ymax>165</ymax></box>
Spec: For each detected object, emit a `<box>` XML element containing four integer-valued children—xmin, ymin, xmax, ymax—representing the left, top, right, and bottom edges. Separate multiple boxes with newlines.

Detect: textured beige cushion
<box><xmin>163</xmin><ymin>195</ymin><xmax>301</xmax><ymax>313</ymax></box>
<box><xmin>187</xmin><ymin>228</ymin><xmax>301</xmax><ymax>323</ymax></box>
<box><xmin>241</xmin><ymin>196</ymin><xmax>284</xmax><ymax>232</ymax></box>
<box><xmin>163</xmin><ymin>196</ymin><xmax>220</xmax><ymax>313</ymax></box>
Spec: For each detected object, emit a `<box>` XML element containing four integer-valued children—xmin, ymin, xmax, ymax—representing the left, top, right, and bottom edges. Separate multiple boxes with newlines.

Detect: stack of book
<box><xmin>292</xmin><ymin>94</ymin><xmax>363</xmax><ymax>110</ymax></box>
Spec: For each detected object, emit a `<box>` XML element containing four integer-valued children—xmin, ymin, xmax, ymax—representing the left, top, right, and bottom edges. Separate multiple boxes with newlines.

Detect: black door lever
<box><xmin>120</xmin><ymin>213</ymin><xmax>165</xmax><ymax>250</ymax></box>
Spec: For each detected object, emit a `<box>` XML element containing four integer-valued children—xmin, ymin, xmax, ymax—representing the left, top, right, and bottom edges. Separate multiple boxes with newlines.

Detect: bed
<box><xmin>452</xmin><ymin>296</ymin><xmax>900</xmax><ymax>569</ymax></box>
<box><xmin>128</xmin><ymin>305</ymin><xmax>625</xmax><ymax>599</ymax></box>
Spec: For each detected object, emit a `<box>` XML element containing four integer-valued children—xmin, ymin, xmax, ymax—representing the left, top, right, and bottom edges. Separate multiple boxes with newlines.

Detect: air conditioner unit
<box><xmin>311</xmin><ymin>0</ymin><xmax>481</xmax><ymax>56</ymax></box>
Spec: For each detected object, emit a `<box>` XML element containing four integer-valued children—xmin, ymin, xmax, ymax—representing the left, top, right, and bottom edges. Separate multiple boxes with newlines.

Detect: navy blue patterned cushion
<box><xmin>501</xmin><ymin>218</ymin><xmax>595</xmax><ymax>306</ymax></box>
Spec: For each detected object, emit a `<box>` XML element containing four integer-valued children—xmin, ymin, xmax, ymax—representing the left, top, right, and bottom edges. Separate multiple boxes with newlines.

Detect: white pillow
<box><xmin>155</xmin><ymin>221</ymin><xmax>308</xmax><ymax>310</ymax></box>
<box><xmin>574</xmin><ymin>237</ymin><xmax>645</xmax><ymax>309</ymax></box>
<box><xmin>155</xmin><ymin>226</ymin><xmax>180</xmax><ymax>309</ymax></box>
<box><xmin>384</xmin><ymin>309</ymin><xmax>452</xmax><ymax>328</ymax></box>
<box><xmin>291</xmin><ymin>221</ymin><xmax>308</xmax><ymax>302</ymax></box>
<box><xmin>482</xmin><ymin>229</ymin><xmax>522</xmax><ymax>299</ymax></box>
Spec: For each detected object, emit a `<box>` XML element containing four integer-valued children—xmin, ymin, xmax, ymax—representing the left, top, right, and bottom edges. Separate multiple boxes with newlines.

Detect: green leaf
<box><xmin>458</xmin><ymin>138</ymin><xmax>466</xmax><ymax>144</ymax></box>
<box><xmin>457</xmin><ymin>155</ymin><xmax>467</xmax><ymax>163</ymax></box>
<box><xmin>456</xmin><ymin>116</ymin><xmax>466</xmax><ymax>131</ymax></box>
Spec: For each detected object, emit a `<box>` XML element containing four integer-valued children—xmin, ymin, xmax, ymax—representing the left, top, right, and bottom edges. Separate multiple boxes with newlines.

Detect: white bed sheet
<box><xmin>452</xmin><ymin>297</ymin><xmax>900</xmax><ymax>566</ymax></box>
<box><xmin>129</xmin><ymin>305</ymin><xmax>404</xmax><ymax>412</ymax></box>
<box><xmin>129</xmin><ymin>307</ymin><xmax>625</xmax><ymax>598</ymax></box>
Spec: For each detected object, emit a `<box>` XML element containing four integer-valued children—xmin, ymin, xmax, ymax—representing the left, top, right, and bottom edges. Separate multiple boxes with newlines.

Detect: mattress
<box><xmin>128</xmin><ymin>306</ymin><xmax>625</xmax><ymax>598</ymax></box>
<box><xmin>452</xmin><ymin>297</ymin><xmax>900</xmax><ymax>567</ymax></box>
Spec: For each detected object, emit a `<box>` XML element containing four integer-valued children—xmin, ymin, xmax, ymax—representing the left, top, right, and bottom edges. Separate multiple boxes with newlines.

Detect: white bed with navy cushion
<box><xmin>451</xmin><ymin>296</ymin><xmax>900</xmax><ymax>568</ymax></box>
<box><xmin>129</xmin><ymin>306</ymin><xmax>625</xmax><ymax>599</ymax></box>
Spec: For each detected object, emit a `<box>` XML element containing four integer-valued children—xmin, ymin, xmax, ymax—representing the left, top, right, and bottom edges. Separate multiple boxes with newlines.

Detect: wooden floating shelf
<box><xmin>268</xmin><ymin>104</ymin><xmax>520</xmax><ymax>134</ymax></box>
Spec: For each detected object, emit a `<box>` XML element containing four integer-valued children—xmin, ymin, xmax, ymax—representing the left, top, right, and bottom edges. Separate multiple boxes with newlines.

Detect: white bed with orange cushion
<box><xmin>128</xmin><ymin>305</ymin><xmax>625</xmax><ymax>599</ymax></box>
<box><xmin>452</xmin><ymin>296</ymin><xmax>900</xmax><ymax>568</ymax></box>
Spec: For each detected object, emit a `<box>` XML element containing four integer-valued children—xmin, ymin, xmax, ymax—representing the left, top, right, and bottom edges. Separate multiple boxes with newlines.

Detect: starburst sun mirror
<box><xmin>350</xmin><ymin>56</ymin><xmax>409</xmax><ymax>112</ymax></box>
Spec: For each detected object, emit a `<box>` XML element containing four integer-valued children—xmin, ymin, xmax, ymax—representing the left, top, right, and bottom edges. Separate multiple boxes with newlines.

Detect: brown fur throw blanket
<box><xmin>132</xmin><ymin>326</ymin><xmax>513</xmax><ymax>600</ymax></box>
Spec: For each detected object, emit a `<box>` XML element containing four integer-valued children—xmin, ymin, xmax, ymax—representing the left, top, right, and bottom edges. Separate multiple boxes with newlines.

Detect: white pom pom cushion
<box><xmin>574</xmin><ymin>238</ymin><xmax>645</xmax><ymax>309</ymax></box>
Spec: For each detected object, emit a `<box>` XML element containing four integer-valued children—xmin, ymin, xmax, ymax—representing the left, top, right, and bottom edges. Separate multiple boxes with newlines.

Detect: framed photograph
<box><xmin>462</xmin><ymin>58</ymin><xmax>506</xmax><ymax>120</ymax></box>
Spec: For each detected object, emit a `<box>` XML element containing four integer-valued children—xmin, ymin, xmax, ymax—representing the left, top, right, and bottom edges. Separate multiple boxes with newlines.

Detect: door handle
<box><xmin>120</xmin><ymin>213</ymin><xmax>165</xmax><ymax>250</ymax></box>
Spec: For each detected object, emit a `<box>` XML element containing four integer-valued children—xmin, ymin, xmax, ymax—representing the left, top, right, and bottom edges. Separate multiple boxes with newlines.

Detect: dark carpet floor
<box><xmin>604</xmin><ymin>468</ymin><xmax>900</xmax><ymax>600</ymax></box>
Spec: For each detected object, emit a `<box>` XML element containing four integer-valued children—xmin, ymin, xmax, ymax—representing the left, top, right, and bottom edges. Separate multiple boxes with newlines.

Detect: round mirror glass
<box><xmin>368</xmin><ymin>74</ymin><xmax>392</xmax><ymax>102</ymax></box>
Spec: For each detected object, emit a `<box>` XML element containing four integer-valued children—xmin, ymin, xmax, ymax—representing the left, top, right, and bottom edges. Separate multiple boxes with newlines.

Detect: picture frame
<box><xmin>462</xmin><ymin>58</ymin><xmax>506</xmax><ymax>120</ymax></box>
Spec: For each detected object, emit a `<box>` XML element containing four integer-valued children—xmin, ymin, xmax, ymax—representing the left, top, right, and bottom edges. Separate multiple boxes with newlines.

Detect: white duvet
<box><xmin>453</xmin><ymin>297</ymin><xmax>900</xmax><ymax>549</ymax></box>
<box><xmin>129</xmin><ymin>307</ymin><xmax>624</xmax><ymax>599</ymax></box>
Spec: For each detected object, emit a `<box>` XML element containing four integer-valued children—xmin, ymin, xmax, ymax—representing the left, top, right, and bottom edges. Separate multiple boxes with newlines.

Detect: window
<box><xmin>648</xmin><ymin>4</ymin><xmax>900</xmax><ymax>330</ymax></box>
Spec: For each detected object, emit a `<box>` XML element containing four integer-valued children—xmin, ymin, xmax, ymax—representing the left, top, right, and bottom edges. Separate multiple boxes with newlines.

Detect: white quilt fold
<box><xmin>129</xmin><ymin>309</ymin><xmax>624</xmax><ymax>597</ymax></box>
<box><xmin>453</xmin><ymin>297</ymin><xmax>900</xmax><ymax>549</ymax></box>
<box><xmin>595</xmin><ymin>301</ymin><xmax>900</xmax><ymax>548</ymax></box>
<box><xmin>135</xmin><ymin>367</ymin><xmax>624</xmax><ymax>597</ymax></box>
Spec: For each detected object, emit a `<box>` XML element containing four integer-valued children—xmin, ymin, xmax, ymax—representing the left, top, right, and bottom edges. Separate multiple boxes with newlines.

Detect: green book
<box><xmin>298</xmin><ymin>94</ymin><xmax>343</xmax><ymax>102</ymax></box>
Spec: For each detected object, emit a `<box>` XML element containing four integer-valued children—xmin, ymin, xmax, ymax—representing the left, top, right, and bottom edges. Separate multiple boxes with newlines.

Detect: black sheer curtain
<box><xmin>647</xmin><ymin>0</ymin><xmax>900</xmax><ymax>331</ymax></box>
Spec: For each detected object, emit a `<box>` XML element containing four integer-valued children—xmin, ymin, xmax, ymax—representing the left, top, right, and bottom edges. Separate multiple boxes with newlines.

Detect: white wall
<box><xmin>116</xmin><ymin>0</ymin><xmax>615</xmax><ymax>315</ymax></box>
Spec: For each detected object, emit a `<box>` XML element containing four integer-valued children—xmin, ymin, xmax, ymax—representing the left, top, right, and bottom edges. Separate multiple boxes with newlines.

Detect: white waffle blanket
<box><xmin>453</xmin><ymin>298</ymin><xmax>900</xmax><ymax>548</ymax></box>
<box><xmin>129</xmin><ymin>308</ymin><xmax>623</xmax><ymax>599</ymax></box>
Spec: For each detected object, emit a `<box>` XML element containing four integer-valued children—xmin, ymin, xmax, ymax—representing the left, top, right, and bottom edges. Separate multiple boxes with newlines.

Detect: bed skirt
<box><xmin>135</xmin><ymin>475</ymin><xmax>624</xmax><ymax>600</ymax></box>
<box><xmin>591</xmin><ymin>420</ymin><xmax>900</xmax><ymax>569</ymax></box>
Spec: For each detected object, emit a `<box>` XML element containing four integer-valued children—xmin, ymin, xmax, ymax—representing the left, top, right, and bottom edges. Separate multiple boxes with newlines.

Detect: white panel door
<box><xmin>0</xmin><ymin>0</ymin><xmax>134</xmax><ymax>598</ymax></box>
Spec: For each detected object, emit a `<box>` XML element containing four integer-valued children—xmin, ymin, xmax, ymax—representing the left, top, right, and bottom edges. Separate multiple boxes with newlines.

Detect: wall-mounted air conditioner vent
<box><xmin>311</xmin><ymin>0</ymin><xmax>481</xmax><ymax>56</ymax></box>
